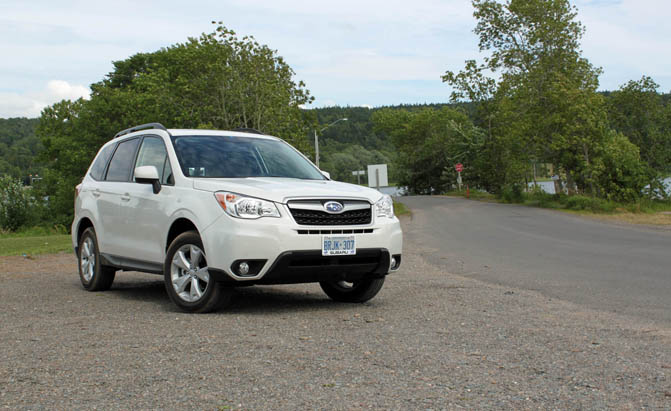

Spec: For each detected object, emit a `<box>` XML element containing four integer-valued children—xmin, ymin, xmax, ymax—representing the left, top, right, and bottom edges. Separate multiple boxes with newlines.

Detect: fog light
<box><xmin>239</xmin><ymin>262</ymin><xmax>250</xmax><ymax>276</ymax></box>
<box><xmin>390</xmin><ymin>254</ymin><xmax>401</xmax><ymax>270</ymax></box>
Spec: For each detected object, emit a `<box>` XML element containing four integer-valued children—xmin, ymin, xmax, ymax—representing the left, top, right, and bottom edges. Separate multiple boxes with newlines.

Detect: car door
<box><xmin>99</xmin><ymin>137</ymin><xmax>141</xmax><ymax>257</ymax></box>
<box><xmin>116</xmin><ymin>135</ymin><xmax>174</xmax><ymax>263</ymax></box>
<box><xmin>82</xmin><ymin>143</ymin><xmax>116</xmax><ymax>252</ymax></box>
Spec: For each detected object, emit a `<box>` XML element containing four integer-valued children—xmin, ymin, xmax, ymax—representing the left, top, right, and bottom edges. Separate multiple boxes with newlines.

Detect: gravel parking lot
<box><xmin>1</xmin><ymin>218</ymin><xmax>669</xmax><ymax>409</ymax></box>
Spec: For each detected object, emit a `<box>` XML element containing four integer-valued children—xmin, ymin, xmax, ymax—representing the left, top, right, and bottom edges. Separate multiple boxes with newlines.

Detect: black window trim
<box><xmin>103</xmin><ymin>137</ymin><xmax>141</xmax><ymax>182</ymax></box>
<box><xmin>89</xmin><ymin>143</ymin><xmax>117</xmax><ymax>182</ymax></box>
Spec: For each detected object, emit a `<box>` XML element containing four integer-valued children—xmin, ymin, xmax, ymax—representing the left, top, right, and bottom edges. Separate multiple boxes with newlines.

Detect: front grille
<box><xmin>289</xmin><ymin>208</ymin><xmax>372</xmax><ymax>226</ymax></box>
<box><xmin>297</xmin><ymin>229</ymin><xmax>374</xmax><ymax>235</ymax></box>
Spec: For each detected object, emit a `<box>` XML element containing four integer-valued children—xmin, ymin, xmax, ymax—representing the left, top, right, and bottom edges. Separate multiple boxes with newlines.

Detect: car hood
<box><xmin>192</xmin><ymin>177</ymin><xmax>385</xmax><ymax>204</ymax></box>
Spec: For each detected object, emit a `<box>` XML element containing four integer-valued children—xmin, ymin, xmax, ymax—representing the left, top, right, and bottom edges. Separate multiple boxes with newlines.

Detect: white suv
<box><xmin>72</xmin><ymin>123</ymin><xmax>402</xmax><ymax>312</ymax></box>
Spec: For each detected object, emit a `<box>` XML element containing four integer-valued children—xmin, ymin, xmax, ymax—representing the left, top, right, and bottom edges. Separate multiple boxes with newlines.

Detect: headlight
<box><xmin>214</xmin><ymin>192</ymin><xmax>280</xmax><ymax>219</ymax></box>
<box><xmin>374</xmin><ymin>194</ymin><xmax>394</xmax><ymax>218</ymax></box>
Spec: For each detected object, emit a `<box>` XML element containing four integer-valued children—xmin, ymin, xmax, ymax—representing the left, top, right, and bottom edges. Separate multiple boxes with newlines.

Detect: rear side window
<box><xmin>105</xmin><ymin>138</ymin><xmax>140</xmax><ymax>182</ymax></box>
<box><xmin>89</xmin><ymin>144</ymin><xmax>115</xmax><ymax>181</ymax></box>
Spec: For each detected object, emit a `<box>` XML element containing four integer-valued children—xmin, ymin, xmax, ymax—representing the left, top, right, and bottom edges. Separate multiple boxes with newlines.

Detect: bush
<box><xmin>525</xmin><ymin>187</ymin><xmax>558</xmax><ymax>208</ymax></box>
<box><xmin>500</xmin><ymin>183</ymin><xmax>524</xmax><ymax>203</ymax></box>
<box><xmin>0</xmin><ymin>176</ymin><xmax>32</xmax><ymax>231</ymax></box>
<box><xmin>564</xmin><ymin>195</ymin><xmax>616</xmax><ymax>213</ymax></box>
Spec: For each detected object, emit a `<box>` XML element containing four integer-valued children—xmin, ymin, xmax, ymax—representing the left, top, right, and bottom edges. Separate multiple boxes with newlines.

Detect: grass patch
<box><xmin>443</xmin><ymin>187</ymin><xmax>671</xmax><ymax>225</ymax></box>
<box><xmin>582</xmin><ymin>212</ymin><xmax>671</xmax><ymax>226</ymax></box>
<box><xmin>393</xmin><ymin>201</ymin><xmax>411</xmax><ymax>217</ymax></box>
<box><xmin>444</xmin><ymin>190</ymin><xmax>498</xmax><ymax>202</ymax></box>
<box><xmin>0</xmin><ymin>225</ymin><xmax>72</xmax><ymax>256</ymax></box>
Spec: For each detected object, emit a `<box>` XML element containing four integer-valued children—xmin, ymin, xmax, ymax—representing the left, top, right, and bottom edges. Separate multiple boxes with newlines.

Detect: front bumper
<box><xmin>210</xmin><ymin>248</ymin><xmax>394</xmax><ymax>285</ymax></box>
<box><xmin>201</xmin><ymin>208</ymin><xmax>403</xmax><ymax>283</ymax></box>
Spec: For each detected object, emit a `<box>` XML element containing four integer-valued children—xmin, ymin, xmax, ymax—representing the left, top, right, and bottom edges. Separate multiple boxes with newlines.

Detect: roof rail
<box><xmin>232</xmin><ymin>127</ymin><xmax>264</xmax><ymax>135</ymax></box>
<box><xmin>114</xmin><ymin>123</ymin><xmax>168</xmax><ymax>138</ymax></box>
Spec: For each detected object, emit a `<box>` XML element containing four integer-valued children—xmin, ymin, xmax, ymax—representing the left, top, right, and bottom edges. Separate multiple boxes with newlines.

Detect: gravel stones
<box><xmin>0</xmin><ymin>223</ymin><xmax>669</xmax><ymax>409</ymax></box>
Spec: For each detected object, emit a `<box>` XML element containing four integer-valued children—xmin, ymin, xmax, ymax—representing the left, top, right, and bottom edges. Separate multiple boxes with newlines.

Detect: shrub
<box><xmin>525</xmin><ymin>187</ymin><xmax>557</xmax><ymax>208</ymax></box>
<box><xmin>564</xmin><ymin>195</ymin><xmax>616</xmax><ymax>213</ymax></box>
<box><xmin>0</xmin><ymin>176</ymin><xmax>32</xmax><ymax>231</ymax></box>
<box><xmin>500</xmin><ymin>183</ymin><xmax>524</xmax><ymax>203</ymax></box>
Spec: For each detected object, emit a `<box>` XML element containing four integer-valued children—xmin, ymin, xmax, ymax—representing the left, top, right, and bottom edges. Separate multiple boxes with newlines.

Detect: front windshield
<box><xmin>172</xmin><ymin>135</ymin><xmax>326</xmax><ymax>180</ymax></box>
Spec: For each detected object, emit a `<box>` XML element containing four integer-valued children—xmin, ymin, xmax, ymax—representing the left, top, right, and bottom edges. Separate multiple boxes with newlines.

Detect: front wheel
<box><xmin>319</xmin><ymin>277</ymin><xmax>385</xmax><ymax>303</ymax></box>
<box><xmin>164</xmin><ymin>231</ymin><xmax>231</xmax><ymax>313</ymax></box>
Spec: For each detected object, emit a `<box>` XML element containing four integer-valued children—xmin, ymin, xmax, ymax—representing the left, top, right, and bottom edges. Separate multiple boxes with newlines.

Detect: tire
<box><xmin>163</xmin><ymin>231</ymin><xmax>231</xmax><ymax>313</ymax></box>
<box><xmin>319</xmin><ymin>277</ymin><xmax>385</xmax><ymax>303</ymax></box>
<box><xmin>78</xmin><ymin>227</ymin><xmax>116</xmax><ymax>291</ymax></box>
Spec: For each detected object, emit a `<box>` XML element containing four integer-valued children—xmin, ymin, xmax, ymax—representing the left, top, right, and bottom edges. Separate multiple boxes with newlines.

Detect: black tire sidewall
<box><xmin>320</xmin><ymin>277</ymin><xmax>385</xmax><ymax>303</ymax></box>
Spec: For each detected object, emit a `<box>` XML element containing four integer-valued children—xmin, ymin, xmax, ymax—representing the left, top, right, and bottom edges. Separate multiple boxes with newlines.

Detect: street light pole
<box><xmin>315</xmin><ymin>117</ymin><xmax>347</xmax><ymax>168</ymax></box>
<box><xmin>314</xmin><ymin>129</ymin><xmax>320</xmax><ymax>168</ymax></box>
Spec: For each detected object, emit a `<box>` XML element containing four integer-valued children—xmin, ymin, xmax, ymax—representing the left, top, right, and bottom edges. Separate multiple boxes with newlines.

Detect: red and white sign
<box><xmin>455</xmin><ymin>163</ymin><xmax>463</xmax><ymax>173</ymax></box>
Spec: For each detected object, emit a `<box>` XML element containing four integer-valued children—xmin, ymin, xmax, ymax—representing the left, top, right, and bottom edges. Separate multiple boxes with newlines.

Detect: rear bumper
<box><xmin>210</xmin><ymin>248</ymin><xmax>399</xmax><ymax>285</ymax></box>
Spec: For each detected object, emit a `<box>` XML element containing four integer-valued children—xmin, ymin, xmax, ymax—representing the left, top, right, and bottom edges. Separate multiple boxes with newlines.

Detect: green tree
<box><xmin>0</xmin><ymin>176</ymin><xmax>32</xmax><ymax>231</ymax></box>
<box><xmin>36</xmin><ymin>24</ymin><xmax>314</xmax><ymax>226</ymax></box>
<box><xmin>607</xmin><ymin>76</ymin><xmax>671</xmax><ymax>173</ymax></box>
<box><xmin>0</xmin><ymin>118</ymin><xmax>41</xmax><ymax>180</ymax></box>
<box><xmin>444</xmin><ymin>0</ymin><xmax>647</xmax><ymax>199</ymax></box>
<box><xmin>372</xmin><ymin>107</ymin><xmax>484</xmax><ymax>194</ymax></box>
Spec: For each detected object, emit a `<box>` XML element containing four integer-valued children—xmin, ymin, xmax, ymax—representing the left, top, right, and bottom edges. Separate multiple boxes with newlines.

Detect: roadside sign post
<box><xmin>351</xmin><ymin>170</ymin><xmax>365</xmax><ymax>185</ymax></box>
<box><xmin>455</xmin><ymin>163</ymin><xmax>464</xmax><ymax>191</ymax></box>
<box><xmin>367</xmin><ymin>164</ymin><xmax>389</xmax><ymax>189</ymax></box>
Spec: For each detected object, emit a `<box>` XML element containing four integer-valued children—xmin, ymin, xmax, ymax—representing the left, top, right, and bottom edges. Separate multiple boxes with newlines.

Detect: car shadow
<box><xmin>104</xmin><ymin>275</ymin><xmax>360</xmax><ymax>315</ymax></box>
<box><xmin>227</xmin><ymin>286</ymin><xmax>352</xmax><ymax>315</ymax></box>
<box><xmin>106</xmin><ymin>277</ymin><xmax>174</xmax><ymax>309</ymax></box>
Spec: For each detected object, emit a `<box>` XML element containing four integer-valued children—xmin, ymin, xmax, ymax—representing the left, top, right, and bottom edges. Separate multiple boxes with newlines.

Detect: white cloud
<box><xmin>303</xmin><ymin>50</ymin><xmax>446</xmax><ymax>81</ymax></box>
<box><xmin>1</xmin><ymin>0</ymin><xmax>671</xmax><ymax>114</ymax></box>
<box><xmin>46</xmin><ymin>80</ymin><xmax>90</xmax><ymax>102</ymax></box>
<box><xmin>0</xmin><ymin>80</ymin><xmax>90</xmax><ymax>118</ymax></box>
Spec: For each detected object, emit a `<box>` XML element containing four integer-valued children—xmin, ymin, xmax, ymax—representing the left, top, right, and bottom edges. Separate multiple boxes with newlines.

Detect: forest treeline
<box><xmin>1</xmin><ymin>0</ymin><xmax>671</xmax><ymax>231</ymax></box>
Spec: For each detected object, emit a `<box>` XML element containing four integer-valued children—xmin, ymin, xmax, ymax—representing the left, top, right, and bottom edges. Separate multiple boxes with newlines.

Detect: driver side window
<box><xmin>134</xmin><ymin>136</ymin><xmax>173</xmax><ymax>185</ymax></box>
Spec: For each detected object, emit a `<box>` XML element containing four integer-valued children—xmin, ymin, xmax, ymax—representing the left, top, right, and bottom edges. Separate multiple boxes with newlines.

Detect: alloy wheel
<box><xmin>170</xmin><ymin>244</ymin><xmax>210</xmax><ymax>303</ymax></box>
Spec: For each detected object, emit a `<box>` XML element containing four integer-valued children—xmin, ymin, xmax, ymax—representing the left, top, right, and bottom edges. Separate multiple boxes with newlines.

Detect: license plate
<box><xmin>322</xmin><ymin>235</ymin><xmax>356</xmax><ymax>256</ymax></box>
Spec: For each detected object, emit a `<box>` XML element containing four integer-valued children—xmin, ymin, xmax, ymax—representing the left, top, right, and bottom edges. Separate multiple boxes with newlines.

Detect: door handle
<box><xmin>121</xmin><ymin>193</ymin><xmax>131</xmax><ymax>202</ymax></box>
<box><xmin>92</xmin><ymin>189</ymin><xmax>101</xmax><ymax>198</ymax></box>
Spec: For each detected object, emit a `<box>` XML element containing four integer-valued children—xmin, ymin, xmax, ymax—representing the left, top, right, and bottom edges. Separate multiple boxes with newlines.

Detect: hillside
<box><xmin>0</xmin><ymin>118</ymin><xmax>41</xmax><ymax>181</ymax></box>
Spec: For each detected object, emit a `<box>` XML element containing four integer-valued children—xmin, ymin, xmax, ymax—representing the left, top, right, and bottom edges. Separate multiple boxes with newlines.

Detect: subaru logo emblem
<box><xmin>324</xmin><ymin>201</ymin><xmax>344</xmax><ymax>214</ymax></box>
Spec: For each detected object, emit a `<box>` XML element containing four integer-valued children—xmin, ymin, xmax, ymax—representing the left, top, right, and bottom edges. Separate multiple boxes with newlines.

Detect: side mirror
<box><xmin>321</xmin><ymin>170</ymin><xmax>331</xmax><ymax>179</ymax></box>
<box><xmin>135</xmin><ymin>166</ymin><xmax>161</xmax><ymax>194</ymax></box>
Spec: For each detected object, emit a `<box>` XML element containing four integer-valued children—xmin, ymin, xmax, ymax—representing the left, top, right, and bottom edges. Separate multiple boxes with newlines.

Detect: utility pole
<box><xmin>314</xmin><ymin>118</ymin><xmax>347</xmax><ymax>168</ymax></box>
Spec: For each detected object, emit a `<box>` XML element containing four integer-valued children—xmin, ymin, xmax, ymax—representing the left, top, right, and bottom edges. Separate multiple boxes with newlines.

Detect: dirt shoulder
<box><xmin>0</xmin><ymin>224</ymin><xmax>669</xmax><ymax>409</ymax></box>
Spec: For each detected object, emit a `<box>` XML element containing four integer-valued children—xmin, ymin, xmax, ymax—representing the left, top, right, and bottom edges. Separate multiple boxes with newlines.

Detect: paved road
<box><xmin>399</xmin><ymin>196</ymin><xmax>671</xmax><ymax>324</ymax></box>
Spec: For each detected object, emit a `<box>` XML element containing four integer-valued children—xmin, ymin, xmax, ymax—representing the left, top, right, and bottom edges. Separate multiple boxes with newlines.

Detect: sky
<box><xmin>1</xmin><ymin>0</ymin><xmax>670</xmax><ymax>118</ymax></box>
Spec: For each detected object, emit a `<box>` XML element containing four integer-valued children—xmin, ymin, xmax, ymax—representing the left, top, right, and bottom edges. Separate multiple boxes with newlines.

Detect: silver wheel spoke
<box><xmin>194</xmin><ymin>267</ymin><xmax>210</xmax><ymax>282</ymax></box>
<box><xmin>83</xmin><ymin>241</ymin><xmax>91</xmax><ymax>258</ymax></box>
<box><xmin>191</xmin><ymin>277</ymin><xmax>202</xmax><ymax>299</ymax></box>
<box><xmin>173</xmin><ymin>251</ymin><xmax>190</xmax><ymax>271</ymax></box>
<box><xmin>173</xmin><ymin>274</ymin><xmax>190</xmax><ymax>293</ymax></box>
<box><xmin>190</xmin><ymin>246</ymin><xmax>202</xmax><ymax>268</ymax></box>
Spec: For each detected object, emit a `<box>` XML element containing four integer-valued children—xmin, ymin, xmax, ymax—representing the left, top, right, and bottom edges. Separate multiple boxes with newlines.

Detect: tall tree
<box><xmin>36</xmin><ymin>23</ymin><xmax>314</xmax><ymax>225</ymax></box>
<box><xmin>372</xmin><ymin>107</ymin><xmax>485</xmax><ymax>194</ymax></box>
<box><xmin>443</xmin><ymin>0</ymin><xmax>646</xmax><ymax>199</ymax></box>
<box><xmin>607</xmin><ymin>76</ymin><xmax>671</xmax><ymax>173</ymax></box>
